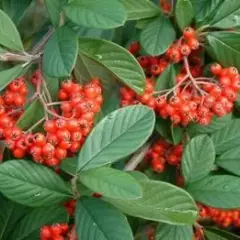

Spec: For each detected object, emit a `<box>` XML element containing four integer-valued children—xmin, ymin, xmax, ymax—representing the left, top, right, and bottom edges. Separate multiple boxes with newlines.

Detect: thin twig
<box><xmin>25</xmin><ymin>118</ymin><xmax>45</xmax><ymax>133</ymax></box>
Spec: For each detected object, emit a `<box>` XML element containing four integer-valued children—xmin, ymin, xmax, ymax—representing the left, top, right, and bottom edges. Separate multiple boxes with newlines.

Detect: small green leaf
<box><xmin>60</xmin><ymin>157</ymin><xmax>77</xmax><ymax>176</ymax></box>
<box><xmin>155</xmin><ymin>65</ymin><xmax>175</xmax><ymax>91</ymax></box>
<box><xmin>78</xmin><ymin>105</ymin><xmax>155</xmax><ymax>172</ymax></box>
<box><xmin>0</xmin><ymin>64</ymin><xmax>26</xmax><ymax>91</ymax></box>
<box><xmin>186</xmin><ymin>175</ymin><xmax>240</xmax><ymax>208</ymax></box>
<box><xmin>211</xmin><ymin>119</ymin><xmax>240</xmax><ymax>154</ymax></box>
<box><xmin>44</xmin><ymin>75</ymin><xmax>60</xmax><ymax>102</ymax></box>
<box><xmin>155</xmin><ymin>117</ymin><xmax>172</xmax><ymax>142</ymax></box>
<box><xmin>140</xmin><ymin>15</ymin><xmax>176</xmax><ymax>56</ymax></box>
<box><xmin>182</xmin><ymin>135</ymin><xmax>215</xmax><ymax>184</ymax></box>
<box><xmin>17</xmin><ymin>100</ymin><xmax>45</xmax><ymax>130</ymax></box>
<box><xmin>155</xmin><ymin>223</ymin><xmax>193</xmax><ymax>240</ymax></box>
<box><xmin>204</xmin><ymin>227</ymin><xmax>240</xmax><ymax>240</ymax></box>
<box><xmin>78</xmin><ymin>37</ymin><xmax>145</xmax><ymax>94</ymax></box>
<box><xmin>216</xmin><ymin>147</ymin><xmax>240</xmax><ymax>176</ymax></box>
<box><xmin>80</xmin><ymin>167</ymin><xmax>142</xmax><ymax>200</ymax></box>
<box><xmin>119</xmin><ymin>0</ymin><xmax>160</xmax><ymax>20</ymax></box>
<box><xmin>171</xmin><ymin>125</ymin><xmax>183</xmax><ymax>145</ymax></box>
<box><xmin>175</xmin><ymin>0</ymin><xmax>194</xmax><ymax>30</ymax></box>
<box><xmin>0</xmin><ymin>9</ymin><xmax>24</xmax><ymax>51</ymax></box>
<box><xmin>64</xmin><ymin>0</ymin><xmax>126</xmax><ymax>29</ymax></box>
<box><xmin>206</xmin><ymin>31</ymin><xmax>240</xmax><ymax>71</ymax></box>
<box><xmin>106</xmin><ymin>180</ymin><xmax>198</xmax><ymax>225</ymax></box>
<box><xmin>76</xmin><ymin>197</ymin><xmax>133</xmax><ymax>240</ymax></box>
<box><xmin>9</xmin><ymin>206</ymin><xmax>68</xmax><ymax>240</ymax></box>
<box><xmin>43</xmin><ymin>25</ymin><xmax>78</xmax><ymax>77</ymax></box>
<box><xmin>0</xmin><ymin>160</ymin><xmax>72</xmax><ymax>207</ymax></box>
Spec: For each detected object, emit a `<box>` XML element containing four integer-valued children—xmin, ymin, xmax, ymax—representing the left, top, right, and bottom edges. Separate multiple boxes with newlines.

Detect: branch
<box><xmin>0</xmin><ymin>52</ymin><xmax>37</xmax><ymax>62</ymax></box>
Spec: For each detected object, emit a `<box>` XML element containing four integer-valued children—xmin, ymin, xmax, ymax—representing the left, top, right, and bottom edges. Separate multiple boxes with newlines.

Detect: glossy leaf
<box><xmin>175</xmin><ymin>0</ymin><xmax>193</xmax><ymax>30</ymax></box>
<box><xmin>119</xmin><ymin>0</ymin><xmax>160</xmax><ymax>20</ymax></box>
<box><xmin>106</xmin><ymin>180</ymin><xmax>198</xmax><ymax>225</ymax></box>
<box><xmin>186</xmin><ymin>175</ymin><xmax>240</xmax><ymax>208</ymax></box>
<box><xmin>76</xmin><ymin>197</ymin><xmax>133</xmax><ymax>240</ymax></box>
<box><xmin>155</xmin><ymin>65</ymin><xmax>175</xmax><ymax>91</ymax></box>
<box><xmin>64</xmin><ymin>0</ymin><xmax>126</xmax><ymax>29</ymax></box>
<box><xmin>78</xmin><ymin>105</ymin><xmax>155</xmax><ymax>172</ymax></box>
<box><xmin>43</xmin><ymin>25</ymin><xmax>78</xmax><ymax>77</ymax></box>
<box><xmin>211</xmin><ymin>119</ymin><xmax>240</xmax><ymax>154</ymax></box>
<box><xmin>9</xmin><ymin>206</ymin><xmax>68</xmax><ymax>240</ymax></box>
<box><xmin>0</xmin><ymin>9</ymin><xmax>24</xmax><ymax>51</ymax></box>
<box><xmin>140</xmin><ymin>15</ymin><xmax>176</xmax><ymax>56</ymax></box>
<box><xmin>0</xmin><ymin>160</ymin><xmax>72</xmax><ymax>207</ymax></box>
<box><xmin>80</xmin><ymin>167</ymin><xmax>142</xmax><ymax>200</ymax></box>
<box><xmin>182</xmin><ymin>135</ymin><xmax>215</xmax><ymax>184</ymax></box>
<box><xmin>155</xmin><ymin>223</ymin><xmax>193</xmax><ymax>240</ymax></box>
<box><xmin>78</xmin><ymin>38</ymin><xmax>145</xmax><ymax>94</ymax></box>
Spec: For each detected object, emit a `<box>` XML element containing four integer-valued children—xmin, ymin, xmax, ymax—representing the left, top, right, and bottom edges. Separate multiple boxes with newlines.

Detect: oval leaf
<box><xmin>182</xmin><ymin>135</ymin><xmax>215</xmax><ymax>184</ymax></box>
<box><xmin>186</xmin><ymin>175</ymin><xmax>240</xmax><ymax>208</ymax></box>
<box><xmin>106</xmin><ymin>180</ymin><xmax>198</xmax><ymax>225</ymax></box>
<box><xmin>78</xmin><ymin>37</ymin><xmax>145</xmax><ymax>94</ymax></box>
<box><xmin>211</xmin><ymin>119</ymin><xmax>240</xmax><ymax>154</ymax></box>
<box><xmin>9</xmin><ymin>206</ymin><xmax>68</xmax><ymax>240</ymax></box>
<box><xmin>80</xmin><ymin>167</ymin><xmax>142</xmax><ymax>200</ymax></box>
<box><xmin>64</xmin><ymin>0</ymin><xmax>126</xmax><ymax>29</ymax></box>
<box><xmin>140</xmin><ymin>15</ymin><xmax>176</xmax><ymax>56</ymax></box>
<box><xmin>204</xmin><ymin>227</ymin><xmax>240</xmax><ymax>240</ymax></box>
<box><xmin>43</xmin><ymin>25</ymin><xmax>78</xmax><ymax>77</ymax></box>
<box><xmin>0</xmin><ymin>9</ymin><xmax>24</xmax><ymax>51</ymax></box>
<box><xmin>0</xmin><ymin>160</ymin><xmax>72</xmax><ymax>207</ymax></box>
<box><xmin>76</xmin><ymin>197</ymin><xmax>133</xmax><ymax>240</ymax></box>
<box><xmin>77</xmin><ymin>106</ymin><xmax>155</xmax><ymax>172</ymax></box>
<box><xmin>175</xmin><ymin>0</ymin><xmax>194</xmax><ymax>30</ymax></box>
<box><xmin>155</xmin><ymin>223</ymin><xmax>193</xmax><ymax>240</ymax></box>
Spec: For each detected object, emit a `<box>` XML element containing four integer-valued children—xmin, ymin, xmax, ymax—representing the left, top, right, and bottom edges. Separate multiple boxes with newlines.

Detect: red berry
<box><xmin>183</xmin><ymin>27</ymin><xmax>195</xmax><ymax>39</ymax></box>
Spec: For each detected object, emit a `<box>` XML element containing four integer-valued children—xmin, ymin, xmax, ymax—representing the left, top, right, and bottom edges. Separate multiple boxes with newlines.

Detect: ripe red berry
<box><xmin>183</xmin><ymin>27</ymin><xmax>195</xmax><ymax>39</ymax></box>
<box><xmin>210</xmin><ymin>63</ymin><xmax>222</xmax><ymax>75</ymax></box>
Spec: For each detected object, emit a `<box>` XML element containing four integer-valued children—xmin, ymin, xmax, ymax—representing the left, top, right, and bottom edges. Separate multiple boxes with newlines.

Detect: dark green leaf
<box><xmin>119</xmin><ymin>0</ymin><xmax>160</xmax><ymax>20</ymax></box>
<box><xmin>155</xmin><ymin>223</ymin><xmax>193</xmax><ymax>240</ymax></box>
<box><xmin>155</xmin><ymin>65</ymin><xmax>175</xmax><ymax>91</ymax></box>
<box><xmin>171</xmin><ymin>125</ymin><xmax>183</xmax><ymax>145</ymax></box>
<box><xmin>211</xmin><ymin>119</ymin><xmax>240</xmax><ymax>154</ymax></box>
<box><xmin>204</xmin><ymin>227</ymin><xmax>240</xmax><ymax>240</ymax></box>
<box><xmin>80</xmin><ymin>167</ymin><xmax>142</xmax><ymax>200</ymax></box>
<box><xmin>206</xmin><ymin>31</ymin><xmax>240</xmax><ymax>71</ymax></box>
<box><xmin>9</xmin><ymin>206</ymin><xmax>68</xmax><ymax>240</ymax></box>
<box><xmin>60</xmin><ymin>157</ymin><xmax>77</xmax><ymax>176</ymax></box>
<box><xmin>182</xmin><ymin>135</ymin><xmax>215</xmax><ymax>184</ymax></box>
<box><xmin>186</xmin><ymin>175</ymin><xmax>240</xmax><ymax>208</ymax></box>
<box><xmin>44</xmin><ymin>75</ymin><xmax>60</xmax><ymax>102</ymax></box>
<box><xmin>175</xmin><ymin>0</ymin><xmax>194</xmax><ymax>30</ymax></box>
<box><xmin>43</xmin><ymin>25</ymin><xmax>78</xmax><ymax>77</ymax></box>
<box><xmin>106</xmin><ymin>180</ymin><xmax>198</xmax><ymax>225</ymax></box>
<box><xmin>76</xmin><ymin>197</ymin><xmax>133</xmax><ymax>240</ymax></box>
<box><xmin>78</xmin><ymin>38</ymin><xmax>145</xmax><ymax>94</ymax></box>
<box><xmin>140</xmin><ymin>15</ymin><xmax>176</xmax><ymax>56</ymax></box>
<box><xmin>17</xmin><ymin>100</ymin><xmax>45</xmax><ymax>130</ymax></box>
<box><xmin>155</xmin><ymin>117</ymin><xmax>172</xmax><ymax>142</ymax></box>
<box><xmin>0</xmin><ymin>160</ymin><xmax>72</xmax><ymax>207</ymax></box>
<box><xmin>0</xmin><ymin>9</ymin><xmax>24</xmax><ymax>51</ymax></box>
<box><xmin>64</xmin><ymin>0</ymin><xmax>126</xmax><ymax>29</ymax></box>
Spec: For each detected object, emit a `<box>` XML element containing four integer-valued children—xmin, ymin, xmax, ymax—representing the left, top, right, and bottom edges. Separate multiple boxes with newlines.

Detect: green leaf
<box><xmin>60</xmin><ymin>157</ymin><xmax>77</xmax><ymax>176</ymax></box>
<box><xmin>155</xmin><ymin>117</ymin><xmax>172</xmax><ymax>142</ymax></box>
<box><xmin>80</xmin><ymin>167</ymin><xmax>142</xmax><ymax>200</ymax></box>
<box><xmin>45</xmin><ymin>0</ymin><xmax>67</xmax><ymax>26</ymax></box>
<box><xmin>129</xmin><ymin>171</ymin><xmax>149</xmax><ymax>181</ymax></box>
<box><xmin>44</xmin><ymin>75</ymin><xmax>60</xmax><ymax>102</ymax></box>
<box><xmin>206</xmin><ymin>31</ymin><xmax>240</xmax><ymax>71</ymax></box>
<box><xmin>64</xmin><ymin>0</ymin><xmax>126</xmax><ymax>29</ymax></box>
<box><xmin>171</xmin><ymin>125</ymin><xmax>183</xmax><ymax>145</ymax></box>
<box><xmin>155</xmin><ymin>65</ymin><xmax>175</xmax><ymax>91</ymax></box>
<box><xmin>155</xmin><ymin>223</ymin><xmax>193</xmax><ymax>240</ymax></box>
<box><xmin>187</xmin><ymin>114</ymin><xmax>232</xmax><ymax>136</ymax></box>
<box><xmin>216</xmin><ymin>147</ymin><xmax>240</xmax><ymax>176</ymax></box>
<box><xmin>186</xmin><ymin>175</ymin><xmax>240</xmax><ymax>208</ymax></box>
<box><xmin>175</xmin><ymin>0</ymin><xmax>194</xmax><ymax>30</ymax></box>
<box><xmin>43</xmin><ymin>25</ymin><xmax>78</xmax><ymax>78</ymax></box>
<box><xmin>204</xmin><ymin>227</ymin><xmax>240</xmax><ymax>240</ymax></box>
<box><xmin>106</xmin><ymin>180</ymin><xmax>198</xmax><ymax>225</ymax></box>
<box><xmin>211</xmin><ymin>119</ymin><xmax>240</xmax><ymax>154</ymax></box>
<box><xmin>76</xmin><ymin>197</ymin><xmax>133</xmax><ymax>240</ymax></box>
<box><xmin>78</xmin><ymin>37</ymin><xmax>145</xmax><ymax>94</ymax></box>
<box><xmin>78</xmin><ymin>105</ymin><xmax>155</xmax><ymax>172</ymax></box>
<box><xmin>17</xmin><ymin>100</ymin><xmax>45</xmax><ymax>130</ymax></box>
<box><xmin>140</xmin><ymin>15</ymin><xmax>176</xmax><ymax>56</ymax></box>
<box><xmin>0</xmin><ymin>160</ymin><xmax>72</xmax><ymax>207</ymax></box>
<box><xmin>0</xmin><ymin>9</ymin><xmax>24</xmax><ymax>51</ymax></box>
<box><xmin>119</xmin><ymin>0</ymin><xmax>160</xmax><ymax>21</ymax></box>
<box><xmin>0</xmin><ymin>64</ymin><xmax>26</xmax><ymax>91</ymax></box>
<box><xmin>9</xmin><ymin>206</ymin><xmax>68</xmax><ymax>240</ymax></box>
<box><xmin>182</xmin><ymin>135</ymin><xmax>215</xmax><ymax>184</ymax></box>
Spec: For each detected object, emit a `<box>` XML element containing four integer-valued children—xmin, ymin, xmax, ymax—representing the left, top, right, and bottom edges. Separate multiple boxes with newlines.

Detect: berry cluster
<box><xmin>2</xmin><ymin>76</ymin><xmax>102</xmax><ymax>166</ymax></box>
<box><xmin>145</xmin><ymin>139</ymin><xmax>183</xmax><ymax>172</ymax></box>
<box><xmin>199</xmin><ymin>204</ymin><xmax>240</xmax><ymax>228</ymax></box>
<box><xmin>40</xmin><ymin>224</ymin><xmax>70</xmax><ymax>240</ymax></box>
